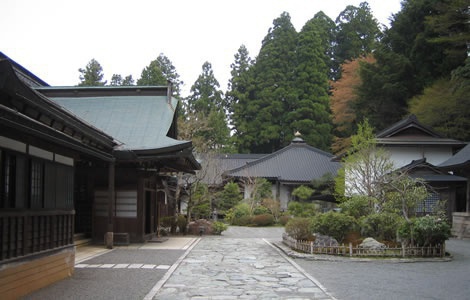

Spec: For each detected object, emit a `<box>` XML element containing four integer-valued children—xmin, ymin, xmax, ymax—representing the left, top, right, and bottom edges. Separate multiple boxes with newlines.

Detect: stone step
<box><xmin>74</xmin><ymin>233</ymin><xmax>92</xmax><ymax>248</ymax></box>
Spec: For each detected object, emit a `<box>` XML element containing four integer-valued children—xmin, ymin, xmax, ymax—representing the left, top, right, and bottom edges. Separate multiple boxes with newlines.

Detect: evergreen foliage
<box><xmin>334</xmin><ymin>2</ymin><xmax>381</xmax><ymax>76</ymax></box>
<box><xmin>78</xmin><ymin>59</ymin><xmax>107</xmax><ymax>86</ymax></box>
<box><xmin>137</xmin><ymin>53</ymin><xmax>183</xmax><ymax>97</ymax></box>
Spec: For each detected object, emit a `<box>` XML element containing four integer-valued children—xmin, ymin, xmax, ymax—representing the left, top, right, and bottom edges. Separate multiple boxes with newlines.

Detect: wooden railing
<box><xmin>0</xmin><ymin>210</ymin><xmax>75</xmax><ymax>262</ymax></box>
<box><xmin>282</xmin><ymin>233</ymin><xmax>445</xmax><ymax>258</ymax></box>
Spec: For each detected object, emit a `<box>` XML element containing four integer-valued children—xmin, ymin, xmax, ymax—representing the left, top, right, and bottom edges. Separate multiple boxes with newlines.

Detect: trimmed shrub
<box><xmin>279</xmin><ymin>215</ymin><xmax>291</xmax><ymax>226</ymax></box>
<box><xmin>398</xmin><ymin>216</ymin><xmax>451</xmax><ymax>246</ymax></box>
<box><xmin>253</xmin><ymin>206</ymin><xmax>270</xmax><ymax>215</ymax></box>
<box><xmin>252</xmin><ymin>214</ymin><xmax>275</xmax><ymax>226</ymax></box>
<box><xmin>359</xmin><ymin>212</ymin><xmax>401</xmax><ymax>241</ymax></box>
<box><xmin>339</xmin><ymin>195</ymin><xmax>374</xmax><ymax>219</ymax></box>
<box><xmin>212</xmin><ymin>221</ymin><xmax>228</xmax><ymax>235</ymax></box>
<box><xmin>232</xmin><ymin>215</ymin><xmax>253</xmax><ymax>226</ymax></box>
<box><xmin>285</xmin><ymin>217</ymin><xmax>313</xmax><ymax>240</ymax></box>
<box><xmin>311</xmin><ymin>211</ymin><xmax>357</xmax><ymax>243</ymax></box>
<box><xmin>287</xmin><ymin>201</ymin><xmax>318</xmax><ymax>217</ymax></box>
<box><xmin>177</xmin><ymin>214</ymin><xmax>188</xmax><ymax>235</ymax></box>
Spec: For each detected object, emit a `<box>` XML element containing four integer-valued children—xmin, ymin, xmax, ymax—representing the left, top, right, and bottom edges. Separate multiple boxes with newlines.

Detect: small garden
<box><xmin>283</xmin><ymin>122</ymin><xmax>452</xmax><ymax>258</ymax></box>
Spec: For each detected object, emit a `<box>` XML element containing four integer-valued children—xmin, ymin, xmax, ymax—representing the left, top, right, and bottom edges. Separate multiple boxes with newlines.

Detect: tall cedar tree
<box><xmin>249</xmin><ymin>12</ymin><xmax>298</xmax><ymax>153</ymax></box>
<box><xmin>290</xmin><ymin>17</ymin><xmax>332</xmax><ymax>151</ymax></box>
<box><xmin>356</xmin><ymin>0</ymin><xmax>467</xmax><ymax>131</ymax></box>
<box><xmin>308</xmin><ymin>12</ymin><xmax>337</xmax><ymax>81</ymax></box>
<box><xmin>226</xmin><ymin>45</ymin><xmax>255</xmax><ymax>153</ymax></box>
<box><xmin>137</xmin><ymin>54</ymin><xmax>183</xmax><ymax>97</ymax></box>
<box><xmin>78</xmin><ymin>59</ymin><xmax>106</xmax><ymax>86</ymax></box>
<box><xmin>185</xmin><ymin>62</ymin><xmax>231</xmax><ymax>152</ymax></box>
<box><xmin>330</xmin><ymin>55</ymin><xmax>375</xmax><ymax>154</ymax></box>
<box><xmin>334</xmin><ymin>2</ymin><xmax>381</xmax><ymax>78</ymax></box>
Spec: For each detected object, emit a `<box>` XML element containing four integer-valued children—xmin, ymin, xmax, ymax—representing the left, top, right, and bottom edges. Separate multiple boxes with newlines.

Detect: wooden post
<box><xmin>105</xmin><ymin>161</ymin><xmax>115</xmax><ymax>249</ymax></box>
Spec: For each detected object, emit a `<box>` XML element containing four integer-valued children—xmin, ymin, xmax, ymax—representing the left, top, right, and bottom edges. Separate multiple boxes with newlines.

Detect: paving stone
<box><xmin>152</xmin><ymin>237</ymin><xmax>334</xmax><ymax>299</ymax></box>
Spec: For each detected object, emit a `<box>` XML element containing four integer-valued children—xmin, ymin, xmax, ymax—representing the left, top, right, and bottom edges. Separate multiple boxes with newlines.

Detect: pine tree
<box><xmin>78</xmin><ymin>59</ymin><xmax>106</xmax><ymax>86</ymax></box>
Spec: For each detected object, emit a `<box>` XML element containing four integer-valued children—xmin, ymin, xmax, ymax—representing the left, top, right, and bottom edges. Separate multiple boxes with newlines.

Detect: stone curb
<box><xmin>272</xmin><ymin>241</ymin><xmax>453</xmax><ymax>263</ymax></box>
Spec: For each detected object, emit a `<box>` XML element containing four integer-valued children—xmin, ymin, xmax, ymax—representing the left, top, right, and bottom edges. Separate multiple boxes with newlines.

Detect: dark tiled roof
<box><xmin>225</xmin><ymin>140</ymin><xmax>340</xmax><ymax>183</ymax></box>
<box><xmin>439</xmin><ymin>144</ymin><xmax>470</xmax><ymax>169</ymax></box>
<box><xmin>376</xmin><ymin>114</ymin><xmax>465</xmax><ymax>147</ymax></box>
<box><xmin>199</xmin><ymin>153</ymin><xmax>266</xmax><ymax>185</ymax></box>
<box><xmin>399</xmin><ymin>158</ymin><xmax>467</xmax><ymax>182</ymax></box>
<box><xmin>376</xmin><ymin>114</ymin><xmax>440</xmax><ymax>138</ymax></box>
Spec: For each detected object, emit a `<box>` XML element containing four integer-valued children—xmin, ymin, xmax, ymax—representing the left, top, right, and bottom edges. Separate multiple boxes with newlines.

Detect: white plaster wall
<box><xmin>242</xmin><ymin>182</ymin><xmax>289</xmax><ymax>211</ymax></box>
<box><xmin>387</xmin><ymin>146</ymin><xmax>453</xmax><ymax>168</ymax></box>
<box><xmin>279</xmin><ymin>185</ymin><xmax>290</xmax><ymax>211</ymax></box>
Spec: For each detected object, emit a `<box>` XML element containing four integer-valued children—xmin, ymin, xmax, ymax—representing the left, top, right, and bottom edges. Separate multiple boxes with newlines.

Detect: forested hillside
<box><xmin>78</xmin><ymin>0</ymin><xmax>469</xmax><ymax>154</ymax></box>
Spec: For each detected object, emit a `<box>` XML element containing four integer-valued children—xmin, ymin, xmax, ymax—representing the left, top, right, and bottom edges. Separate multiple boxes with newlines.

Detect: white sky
<box><xmin>1</xmin><ymin>0</ymin><xmax>402</xmax><ymax>96</ymax></box>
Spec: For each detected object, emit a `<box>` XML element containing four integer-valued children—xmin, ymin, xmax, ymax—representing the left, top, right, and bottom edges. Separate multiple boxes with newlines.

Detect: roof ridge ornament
<box><xmin>292</xmin><ymin>131</ymin><xmax>305</xmax><ymax>144</ymax></box>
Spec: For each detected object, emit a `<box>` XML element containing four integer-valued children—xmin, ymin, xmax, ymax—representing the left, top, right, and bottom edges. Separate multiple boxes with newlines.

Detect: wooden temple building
<box><xmin>0</xmin><ymin>53</ymin><xmax>199</xmax><ymax>298</ymax></box>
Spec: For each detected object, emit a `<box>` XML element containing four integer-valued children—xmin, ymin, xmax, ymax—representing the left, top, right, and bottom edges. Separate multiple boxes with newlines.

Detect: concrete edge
<box><xmin>143</xmin><ymin>237</ymin><xmax>201</xmax><ymax>300</ymax></box>
<box><xmin>263</xmin><ymin>238</ymin><xmax>338</xmax><ymax>300</ymax></box>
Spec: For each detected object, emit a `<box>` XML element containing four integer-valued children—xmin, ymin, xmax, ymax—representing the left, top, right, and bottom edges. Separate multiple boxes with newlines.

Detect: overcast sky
<box><xmin>1</xmin><ymin>0</ymin><xmax>402</xmax><ymax>96</ymax></box>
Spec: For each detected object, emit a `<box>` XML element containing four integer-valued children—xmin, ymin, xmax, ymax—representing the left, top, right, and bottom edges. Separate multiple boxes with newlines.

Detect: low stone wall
<box><xmin>452</xmin><ymin>212</ymin><xmax>470</xmax><ymax>239</ymax></box>
<box><xmin>0</xmin><ymin>247</ymin><xmax>75</xmax><ymax>299</ymax></box>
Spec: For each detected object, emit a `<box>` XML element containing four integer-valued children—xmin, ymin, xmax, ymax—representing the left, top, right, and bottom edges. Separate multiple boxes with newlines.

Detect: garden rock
<box><xmin>188</xmin><ymin>219</ymin><xmax>214</xmax><ymax>235</ymax></box>
<box><xmin>313</xmin><ymin>234</ymin><xmax>339</xmax><ymax>246</ymax></box>
<box><xmin>359</xmin><ymin>237</ymin><xmax>386</xmax><ymax>249</ymax></box>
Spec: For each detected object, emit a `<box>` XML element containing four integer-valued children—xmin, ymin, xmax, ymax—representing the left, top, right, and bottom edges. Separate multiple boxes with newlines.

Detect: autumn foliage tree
<box><xmin>330</xmin><ymin>55</ymin><xmax>375</xmax><ymax>154</ymax></box>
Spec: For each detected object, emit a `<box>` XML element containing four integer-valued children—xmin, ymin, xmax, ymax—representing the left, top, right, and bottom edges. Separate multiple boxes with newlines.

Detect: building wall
<box><xmin>0</xmin><ymin>247</ymin><xmax>74</xmax><ymax>300</ymax></box>
<box><xmin>387</xmin><ymin>146</ymin><xmax>453</xmax><ymax>168</ymax></box>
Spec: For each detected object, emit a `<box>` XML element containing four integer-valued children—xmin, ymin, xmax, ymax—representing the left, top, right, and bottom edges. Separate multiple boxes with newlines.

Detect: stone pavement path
<box><xmin>149</xmin><ymin>237</ymin><xmax>335</xmax><ymax>300</ymax></box>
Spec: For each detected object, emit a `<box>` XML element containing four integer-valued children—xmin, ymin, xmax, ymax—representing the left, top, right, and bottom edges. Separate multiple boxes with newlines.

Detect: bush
<box><xmin>339</xmin><ymin>196</ymin><xmax>374</xmax><ymax>219</ymax></box>
<box><xmin>252</xmin><ymin>214</ymin><xmax>275</xmax><ymax>226</ymax></box>
<box><xmin>212</xmin><ymin>221</ymin><xmax>228</xmax><ymax>235</ymax></box>
<box><xmin>287</xmin><ymin>201</ymin><xmax>319</xmax><ymax>217</ymax></box>
<box><xmin>225</xmin><ymin>203</ymin><xmax>251</xmax><ymax>225</ymax></box>
<box><xmin>253</xmin><ymin>206</ymin><xmax>270</xmax><ymax>215</ymax></box>
<box><xmin>177</xmin><ymin>214</ymin><xmax>188</xmax><ymax>235</ymax></box>
<box><xmin>232</xmin><ymin>215</ymin><xmax>253</xmax><ymax>226</ymax></box>
<box><xmin>398</xmin><ymin>216</ymin><xmax>451</xmax><ymax>246</ymax></box>
<box><xmin>279</xmin><ymin>215</ymin><xmax>291</xmax><ymax>226</ymax></box>
<box><xmin>359</xmin><ymin>212</ymin><xmax>401</xmax><ymax>241</ymax></box>
<box><xmin>285</xmin><ymin>217</ymin><xmax>313</xmax><ymax>240</ymax></box>
<box><xmin>311</xmin><ymin>211</ymin><xmax>357</xmax><ymax>243</ymax></box>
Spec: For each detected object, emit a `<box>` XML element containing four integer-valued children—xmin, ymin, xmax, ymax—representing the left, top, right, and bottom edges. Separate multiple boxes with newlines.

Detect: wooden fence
<box><xmin>282</xmin><ymin>233</ymin><xmax>445</xmax><ymax>258</ymax></box>
<box><xmin>0</xmin><ymin>209</ymin><xmax>75</xmax><ymax>262</ymax></box>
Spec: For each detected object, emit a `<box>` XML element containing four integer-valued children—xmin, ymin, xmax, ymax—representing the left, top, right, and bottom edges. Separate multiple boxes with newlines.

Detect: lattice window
<box><xmin>417</xmin><ymin>192</ymin><xmax>440</xmax><ymax>214</ymax></box>
<box><xmin>1</xmin><ymin>151</ymin><xmax>17</xmax><ymax>208</ymax></box>
<box><xmin>30</xmin><ymin>159</ymin><xmax>44</xmax><ymax>208</ymax></box>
